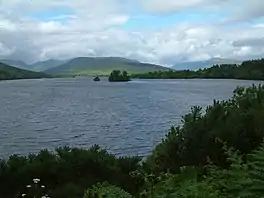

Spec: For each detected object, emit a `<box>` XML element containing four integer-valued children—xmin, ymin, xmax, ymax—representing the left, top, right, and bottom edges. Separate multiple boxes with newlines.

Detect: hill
<box><xmin>0</xmin><ymin>62</ymin><xmax>50</xmax><ymax>80</ymax></box>
<box><xmin>30</xmin><ymin>59</ymin><xmax>67</xmax><ymax>71</ymax></box>
<box><xmin>173</xmin><ymin>58</ymin><xmax>242</xmax><ymax>70</ymax></box>
<box><xmin>0</xmin><ymin>59</ymin><xmax>29</xmax><ymax>70</ymax></box>
<box><xmin>0</xmin><ymin>59</ymin><xmax>66</xmax><ymax>71</ymax></box>
<box><xmin>45</xmin><ymin>57</ymin><xmax>170</xmax><ymax>76</ymax></box>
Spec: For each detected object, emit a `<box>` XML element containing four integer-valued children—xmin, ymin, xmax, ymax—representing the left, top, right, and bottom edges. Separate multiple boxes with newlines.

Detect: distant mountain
<box><xmin>0</xmin><ymin>62</ymin><xmax>50</xmax><ymax>80</ymax></box>
<box><xmin>0</xmin><ymin>59</ymin><xmax>29</xmax><ymax>70</ymax></box>
<box><xmin>173</xmin><ymin>58</ymin><xmax>242</xmax><ymax>71</ymax></box>
<box><xmin>45</xmin><ymin>57</ymin><xmax>170</xmax><ymax>75</ymax></box>
<box><xmin>0</xmin><ymin>59</ymin><xmax>67</xmax><ymax>71</ymax></box>
<box><xmin>30</xmin><ymin>59</ymin><xmax>67</xmax><ymax>71</ymax></box>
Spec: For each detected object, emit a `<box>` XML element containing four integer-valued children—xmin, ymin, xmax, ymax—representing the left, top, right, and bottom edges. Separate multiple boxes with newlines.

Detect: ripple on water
<box><xmin>0</xmin><ymin>78</ymin><xmax>262</xmax><ymax>158</ymax></box>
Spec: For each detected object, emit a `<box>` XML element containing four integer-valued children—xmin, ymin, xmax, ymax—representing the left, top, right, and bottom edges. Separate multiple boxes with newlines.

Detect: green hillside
<box><xmin>45</xmin><ymin>57</ymin><xmax>170</xmax><ymax>76</ymax></box>
<box><xmin>0</xmin><ymin>62</ymin><xmax>50</xmax><ymax>80</ymax></box>
<box><xmin>30</xmin><ymin>59</ymin><xmax>67</xmax><ymax>71</ymax></box>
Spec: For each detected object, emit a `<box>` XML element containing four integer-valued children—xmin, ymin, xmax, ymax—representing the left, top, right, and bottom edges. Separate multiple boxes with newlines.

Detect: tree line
<box><xmin>133</xmin><ymin>58</ymin><xmax>264</xmax><ymax>80</ymax></box>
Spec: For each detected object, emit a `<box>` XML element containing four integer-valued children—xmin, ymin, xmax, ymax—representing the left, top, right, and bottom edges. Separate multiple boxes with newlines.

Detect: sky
<box><xmin>0</xmin><ymin>0</ymin><xmax>264</xmax><ymax>66</ymax></box>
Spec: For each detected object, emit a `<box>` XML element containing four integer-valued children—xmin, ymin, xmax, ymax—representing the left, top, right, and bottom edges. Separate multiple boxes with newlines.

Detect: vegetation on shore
<box><xmin>133</xmin><ymin>58</ymin><xmax>264</xmax><ymax>80</ymax></box>
<box><xmin>1</xmin><ymin>84</ymin><xmax>264</xmax><ymax>197</ymax></box>
<box><xmin>109</xmin><ymin>70</ymin><xmax>131</xmax><ymax>82</ymax></box>
<box><xmin>0</xmin><ymin>62</ymin><xmax>50</xmax><ymax>81</ymax></box>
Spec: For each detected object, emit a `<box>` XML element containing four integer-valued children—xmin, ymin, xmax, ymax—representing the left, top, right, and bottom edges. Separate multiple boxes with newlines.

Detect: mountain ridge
<box><xmin>0</xmin><ymin>59</ymin><xmax>29</xmax><ymax>70</ymax></box>
<box><xmin>45</xmin><ymin>57</ymin><xmax>170</xmax><ymax>75</ymax></box>
<box><xmin>1</xmin><ymin>57</ymin><xmax>243</xmax><ymax>75</ymax></box>
<box><xmin>0</xmin><ymin>59</ymin><xmax>66</xmax><ymax>72</ymax></box>
<box><xmin>30</xmin><ymin>59</ymin><xmax>67</xmax><ymax>71</ymax></box>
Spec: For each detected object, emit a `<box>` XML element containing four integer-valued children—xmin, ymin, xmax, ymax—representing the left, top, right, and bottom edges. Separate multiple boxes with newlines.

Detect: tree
<box><xmin>108</xmin><ymin>70</ymin><xmax>131</xmax><ymax>82</ymax></box>
<box><xmin>147</xmin><ymin>84</ymin><xmax>264</xmax><ymax>173</ymax></box>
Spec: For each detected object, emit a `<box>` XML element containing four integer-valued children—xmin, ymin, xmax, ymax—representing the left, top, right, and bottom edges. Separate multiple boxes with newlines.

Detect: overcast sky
<box><xmin>0</xmin><ymin>0</ymin><xmax>264</xmax><ymax>66</ymax></box>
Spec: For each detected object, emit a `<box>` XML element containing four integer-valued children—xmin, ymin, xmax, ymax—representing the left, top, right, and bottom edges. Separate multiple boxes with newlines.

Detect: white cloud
<box><xmin>142</xmin><ymin>0</ymin><xmax>205</xmax><ymax>13</ymax></box>
<box><xmin>142</xmin><ymin>0</ymin><xmax>264</xmax><ymax>21</ymax></box>
<box><xmin>0</xmin><ymin>19</ymin><xmax>17</xmax><ymax>31</ymax></box>
<box><xmin>0</xmin><ymin>42</ymin><xmax>14</xmax><ymax>56</ymax></box>
<box><xmin>0</xmin><ymin>0</ymin><xmax>264</xmax><ymax>66</ymax></box>
<box><xmin>38</xmin><ymin>21</ymin><xmax>65</xmax><ymax>33</ymax></box>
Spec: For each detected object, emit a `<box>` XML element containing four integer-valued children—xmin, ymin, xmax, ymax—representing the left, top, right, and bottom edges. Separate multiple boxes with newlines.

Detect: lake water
<box><xmin>0</xmin><ymin>78</ymin><xmax>262</xmax><ymax>158</ymax></box>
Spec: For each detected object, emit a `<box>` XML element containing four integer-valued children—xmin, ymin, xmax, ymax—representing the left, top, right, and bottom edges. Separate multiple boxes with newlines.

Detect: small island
<box><xmin>93</xmin><ymin>76</ymin><xmax>100</xmax><ymax>81</ymax></box>
<box><xmin>108</xmin><ymin>70</ymin><xmax>131</xmax><ymax>82</ymax></box>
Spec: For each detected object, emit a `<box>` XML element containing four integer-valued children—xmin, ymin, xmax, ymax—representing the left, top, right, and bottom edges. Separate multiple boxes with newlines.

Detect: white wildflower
<box><xmin>33</xmin><ymin>178</ymin><xmax>40</xmax><ymax>183</ymax></box>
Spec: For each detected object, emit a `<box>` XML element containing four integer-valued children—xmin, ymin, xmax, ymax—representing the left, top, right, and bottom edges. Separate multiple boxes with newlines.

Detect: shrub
<box><xmin>83</xmin><ymin>183</ymin><xmax>132</xmax><ymax>198</ymax></box>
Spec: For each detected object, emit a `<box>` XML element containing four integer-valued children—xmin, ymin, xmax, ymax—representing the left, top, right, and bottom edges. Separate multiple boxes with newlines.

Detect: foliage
<box><xmin>246</xmin><ymin>142</ymin><xmax>264</xmax><ymax>197</ymax></box>
<box><xmin>133</xmin><ymin>58</ymin><xmax>264</xmax><ymax>80</ymax></box>
<box><xmin>0</xmin><ymin>62</ymin><xmax>50</xmax><ymax>81</ymax></box>
<box><xmin>147</xmin><ymin>84</ymin><xmax>264</xmax><ymax>173</ymax></box>
<box><xmin>145</xmin><ymin>149</ymin><xmax>246</xmax><ymax>198</ymax></box>
<box><xmin>0</xmin><ymin>146</ymin><xmax>142</xmax><ymax>198</ymax></box>
<box><xmin>84</xmin><ymin>183</ymin><xmax>133</xmax><ymax>198</ymax></box>
<box><xmin>109</xmin><ymin>70</ymin><xmax>131</xmax><ymax>82</ymax></box>
<box><xmin>138</xmin><ymin>142</ymin><xmax>264</xmax><ymax>198</ymax></box>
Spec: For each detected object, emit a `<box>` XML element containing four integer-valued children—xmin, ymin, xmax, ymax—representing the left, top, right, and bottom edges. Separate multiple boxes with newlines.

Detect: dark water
<box><xmin>0</xmin><ymin>78</ymin><xmax>261</xmax><ymax>158</ymax></box>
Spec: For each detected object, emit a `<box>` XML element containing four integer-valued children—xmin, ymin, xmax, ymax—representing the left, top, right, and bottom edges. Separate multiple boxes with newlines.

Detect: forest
<box><xmin>1</xmin><ymin>84</ymin><xmax>264</xmax><ymax>197</ymax></box>
<box><xmin>133</xmin><ymin>58</ymin><xmax>264</xmax><ymax>80</ymax></box>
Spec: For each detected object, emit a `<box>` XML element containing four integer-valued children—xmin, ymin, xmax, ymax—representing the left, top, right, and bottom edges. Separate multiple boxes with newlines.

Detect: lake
<box><xmin>0</xmin><ymin>78</ymin><xmax>262</xmax><ymax>158</ymax></box>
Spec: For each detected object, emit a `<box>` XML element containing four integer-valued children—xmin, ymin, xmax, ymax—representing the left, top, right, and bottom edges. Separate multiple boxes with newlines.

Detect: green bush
<box><xmin>84</xmin><ymin>183</ymin><xmax>133</xmax><ymax>198</ymax></box>
<box><xmin>0</xmin><ymin>146</ymin><xmax>141</xmax><ymax>198</ymax></box>
<box><xmin>147</xmin><ymin>84</ymin><xmax>264</xmax><ymax>173</ymax></box>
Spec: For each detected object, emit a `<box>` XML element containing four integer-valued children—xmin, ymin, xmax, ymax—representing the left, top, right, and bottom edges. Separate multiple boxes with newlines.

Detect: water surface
<box><xmin>0</xmin><ymin>78</ymin><xmax>261</xmax><ymax>157</ymax></box>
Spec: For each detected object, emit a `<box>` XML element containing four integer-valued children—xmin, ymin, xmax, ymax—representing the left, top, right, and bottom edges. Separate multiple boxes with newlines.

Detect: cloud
<box><xmin>0</xmin><ymin>19</ymin><xmax>17</xmax><ymax>31</ymax></box>
<box><xmin>233</xmin><ymin>38</ymin><xmax>264</xmax><ymax>47</ymax></box>
<box><xmin>0</xmin><ymin>0</ymin><xmax>264</xmax><ymax>66</ymax></box>
<box><xmin>0</xmin><ymin>42</ymin><xmax>14</xmax><ymax>56</ymax></box>
<box><xmin>142</xmin><ymin>0</ymin><xmax>264</xmax><ymax>21</ymax></box>
<box><xmin>0</xmin><ymin>0</ymin><xmax>131</xmax><ymax>62</ymax></box>
<box><xmin>235</xmin><ymin>0</ymin><xmax>264</xmax><ymax>20</ymax></box>
<box><xmin>142</xmin><ymin>0</ymin><xmax>205</xmax><ymax>13</ymax></box>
